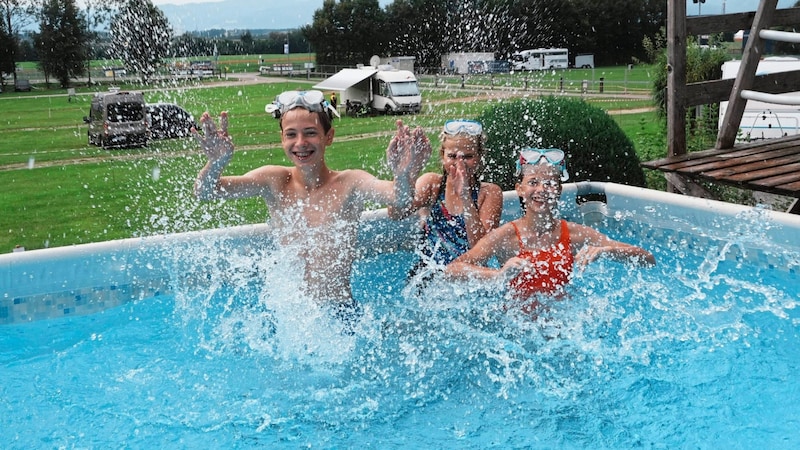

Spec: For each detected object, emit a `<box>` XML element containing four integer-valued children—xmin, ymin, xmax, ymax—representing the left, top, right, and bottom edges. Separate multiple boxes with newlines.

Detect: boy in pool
<box><xmin>446</xmin><ymin>148</ymin><xmax>655</xmax><ymax>313</ymax></box>
<box><xmin>193</xmin><ymin>89</ymin><xmax>432</xmax><ymax>313</ymax></box>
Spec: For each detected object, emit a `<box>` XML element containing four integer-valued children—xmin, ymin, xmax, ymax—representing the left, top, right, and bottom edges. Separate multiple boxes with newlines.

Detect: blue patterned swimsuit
<box><xmin>419</xmin><ymin>177</ymin><xmax>480</xmax><ymax>266</ymax></box>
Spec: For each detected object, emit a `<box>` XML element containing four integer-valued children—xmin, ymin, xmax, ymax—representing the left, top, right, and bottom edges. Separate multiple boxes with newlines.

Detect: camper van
<box><xmin>84</xmin><ymin>90</ymin><xmax>147</xmax><ymax>149</ymax></box>
<box><xmin>511</xmin><ymin>48</ymin><xmax>569</xmax><ymax>71</ymax></box>
<box><xmin>720</xmin><ymin>57</ymin><xmax>800</xmax><ymax>141</ymax></box>
<box><xmin>313</xmin><ymin>66</ymin><xmax>422</xmax><ymax>115</ymax></box>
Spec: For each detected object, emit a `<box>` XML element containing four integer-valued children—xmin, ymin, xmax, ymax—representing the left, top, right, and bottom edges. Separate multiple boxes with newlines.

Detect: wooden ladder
<box><xmin>716</xmin><ymin>0</ymin><xmax>800</xmax><ymax>149</ymax></box>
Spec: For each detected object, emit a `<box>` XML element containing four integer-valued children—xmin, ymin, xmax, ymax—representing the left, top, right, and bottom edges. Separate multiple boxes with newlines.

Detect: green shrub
<box><xmin>477</xmin><ymin>96</ymin><xmax>646</xmax><ymax>190</ymax></box>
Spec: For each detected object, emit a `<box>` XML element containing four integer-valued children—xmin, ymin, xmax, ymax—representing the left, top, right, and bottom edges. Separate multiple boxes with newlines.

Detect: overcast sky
<box><xmin>72</xmin><ymin>0</ymin><xmax>799</xmax><ymax>31</ymax></box>
<box><xmin>144</xmin><ymin>0</ymin><xmax>797</xmax><ymax>12</ymax></box>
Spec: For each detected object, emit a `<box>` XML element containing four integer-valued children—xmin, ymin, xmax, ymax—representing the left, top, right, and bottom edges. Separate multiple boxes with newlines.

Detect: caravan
<box><xmin>719</xmin><ymin>57</ymin><xmax>800</xmax><ymax>141</ymax></box>
<box><xmin>314</xmin><ymin>65</ymin><xmax>421</xmax><ymax>115</ymax></box>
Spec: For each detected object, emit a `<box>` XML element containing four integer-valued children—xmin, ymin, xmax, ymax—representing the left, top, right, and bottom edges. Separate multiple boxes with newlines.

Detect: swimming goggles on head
<box><xmin>278</xmin><ymin>90</ymin><xmax>325</xmax><ymax>114</ymax></box>
<box><xmin>442</xmin><ymin>119</ymin><xmax>483</xmax><ymax>136</ymax></box>
<box><xmin>517</xmin><ymin>148</ymin><xmax>570</xmax><ymax>181</ymax></box>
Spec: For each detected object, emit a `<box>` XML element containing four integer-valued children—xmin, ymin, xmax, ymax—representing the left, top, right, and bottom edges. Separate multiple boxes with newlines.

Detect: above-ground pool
<box><xmin>2</xmin><ymin>182</ymin><xmax>798</xmax><ymax>448</ymax></box>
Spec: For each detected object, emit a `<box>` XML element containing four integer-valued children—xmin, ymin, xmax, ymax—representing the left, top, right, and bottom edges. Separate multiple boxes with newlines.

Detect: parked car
<box><xmin>146</xmin><ymin>103</ymin><xmax>196</xmax><ymax>140</ymax></box>
<box><xmin>84</xmin><ymin>91</ymin><xmax>148</xmax><ymax>149</ymax></box>
<box><xmin>487</xmin><ymin>60</ymin><xmax>511</xmax><ymax>73</ymax></box>
<box><xmin>14</xmin><ymin>79</ymin><xmax>32</xmax><ymax>92</ymax></box>
<box><xmin>467</xmin><ymin>60</ymin><xmax>487</xmax><ymax>74</ymax></box>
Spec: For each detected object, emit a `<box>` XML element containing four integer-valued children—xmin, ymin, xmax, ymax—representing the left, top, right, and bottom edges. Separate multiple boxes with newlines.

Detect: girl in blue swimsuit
<box><xmin>388</xmin><ymin>119</ymin><xmax>504</xmax><ymax>284</ymax></box>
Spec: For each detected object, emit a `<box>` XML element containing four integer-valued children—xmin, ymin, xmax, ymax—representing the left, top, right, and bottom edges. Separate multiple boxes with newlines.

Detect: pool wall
<box><xmin>2</xmin><ymin>182</ymin><xmax>798</xmax><ymax>325</ymax></box>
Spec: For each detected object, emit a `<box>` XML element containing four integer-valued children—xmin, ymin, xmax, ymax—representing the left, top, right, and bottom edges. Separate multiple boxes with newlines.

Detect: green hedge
<box><xmin>477</xmin><ymin>96</ymin><xmax>646</xmax><ymax>191</ymax></box>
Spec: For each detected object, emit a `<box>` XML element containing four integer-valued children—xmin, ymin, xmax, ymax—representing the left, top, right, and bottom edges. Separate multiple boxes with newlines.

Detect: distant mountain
<box><xmin>158</xmin><ymin>0</ymin><xmax>323</xmax><ymax>33</ymax></box>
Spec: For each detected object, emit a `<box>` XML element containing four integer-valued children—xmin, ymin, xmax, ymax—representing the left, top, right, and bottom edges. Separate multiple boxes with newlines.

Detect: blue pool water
<box><xmin>1</xmin><ymin>184</ymin><xmax>799</xmax><ymax>448</ymax></box>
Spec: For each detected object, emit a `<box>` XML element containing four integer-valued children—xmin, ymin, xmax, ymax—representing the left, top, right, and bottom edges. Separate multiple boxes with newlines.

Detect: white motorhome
<box><xmin>720</xmin><ymin>57</ymin><xmax>800</xmax><ymax>141</ymax></box>
<box><xmin>314</xmin><ymin>65</ymin><xmax>422</xmax><ymax>115</ymax></box>
<box><xmin>511</xmin><ymin>48</ymin><xmax>569</xmax><ymax>71</ymax></box>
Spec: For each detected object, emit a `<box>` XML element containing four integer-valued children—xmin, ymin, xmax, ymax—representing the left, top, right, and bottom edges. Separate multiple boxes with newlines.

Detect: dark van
<box><xmin>146</xmin><ymin>103</ymin><xmax>196</xmax><ymax>140</ymax></box>
<box><xmin>84</xmin><ymin>91</ymin><xmax>147</xmax><ymax>149</ymax></box>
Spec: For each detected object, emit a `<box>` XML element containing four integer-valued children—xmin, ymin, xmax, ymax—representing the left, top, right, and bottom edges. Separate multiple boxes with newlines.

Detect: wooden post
<box><xmin>666</xmin><ymin>0</ymin><xmax>688</xmax><ymax>193</ymax></box>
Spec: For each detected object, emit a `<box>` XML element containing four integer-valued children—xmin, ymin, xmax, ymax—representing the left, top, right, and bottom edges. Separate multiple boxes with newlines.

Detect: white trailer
<box><xmin>719</xmin><ymin>57</ymin><xmax>800</xmax><ymax>141</ymax></box>
<box><xmin>574</xmin><ymin>53</ymin><xmax>595</xmax><ymax>69</ymax></box>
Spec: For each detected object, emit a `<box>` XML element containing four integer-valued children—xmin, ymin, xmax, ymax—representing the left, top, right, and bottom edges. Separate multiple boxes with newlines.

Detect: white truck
<box><xmin>314</xmin><ymin>65</ymin><xmax>422</xmax><ymax>115</ymax></box>
<box><xmin>719</xmin><ymin>57</ymin><xmax>800</xmax><ymax>141</ymax></box>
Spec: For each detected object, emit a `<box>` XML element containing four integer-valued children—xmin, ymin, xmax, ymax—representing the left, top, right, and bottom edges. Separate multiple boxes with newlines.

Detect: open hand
<box><xmin>574</xmin><ymin>245</ymin><xmax>606</xmax><ymax>270</ymax></box>
<box><xmin>499</xmin><ymin>257</ymin><xmax>531</xmax><ymax>282</ymax></box>
<box><xmin>447</xmin><ymin>157</ymin><xmax>471</xmax><ymax>200</ymax></box>
<box><xmin>192</xmin><ymin>111</ymin><xmax>234</xmax><ymax>166</ymax></box>
<box><xmin>386</xmin><ymin>119</ymin><xmax>431</xmax><ymax>178</ymax></box>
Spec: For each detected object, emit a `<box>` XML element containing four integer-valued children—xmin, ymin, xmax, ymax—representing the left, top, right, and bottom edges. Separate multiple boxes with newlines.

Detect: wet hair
<box><xmin>279</xmin><ymin>108</ymin><xmax>332</xmax><ymax>133</ymax></box>
<box><xmin>515</xmin><ymin>158</ymin><xmax>563</xmax><ymax>183</ymax></box>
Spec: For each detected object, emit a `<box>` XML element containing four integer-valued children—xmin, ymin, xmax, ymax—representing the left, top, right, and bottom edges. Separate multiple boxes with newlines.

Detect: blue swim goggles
<box><xmin>442</xmin><ymin>119</ymin><xmax>483</xmax><ymax>136</ymax></box>
<box><xmin>516</xmin><ymin>148</ymin><xmax>570</xmax><ymax>181</ymax></box>
<box><xmin>278</xmin><ymin>90</ymin><xmax>325</xmax><ymax>114</ymax></box>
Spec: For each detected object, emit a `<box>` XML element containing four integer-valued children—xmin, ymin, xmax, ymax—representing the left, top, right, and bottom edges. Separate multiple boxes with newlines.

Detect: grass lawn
<box><xmin>0</xmin><ymin>69</ymin><xmax>666</xmax><ymax>253</ymax></box>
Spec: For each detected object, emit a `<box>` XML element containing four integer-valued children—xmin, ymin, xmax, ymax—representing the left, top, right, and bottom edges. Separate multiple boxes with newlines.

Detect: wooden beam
<box><xmin>788</xmin><ymin>198</ymin><xmax>800</xmax><ymax>214</ymax></box>
<box><xmin>664</xmin><ymin>173</ymin><xmax>718</xmax><ymax>199</ymax></box>
<box><xmin>684</xmin><ymin>70</ymin><xmax>800</xmax><ymax>107</ymax></box>
<box><xmin>686</xmin><ymin>7</ymin><xmax>800</xmax><ymax>35</ymax></box>
<box><xmin>716</xmin><ymin>0</ymin><xmax>779</xmax><ymax>150</ymax></box>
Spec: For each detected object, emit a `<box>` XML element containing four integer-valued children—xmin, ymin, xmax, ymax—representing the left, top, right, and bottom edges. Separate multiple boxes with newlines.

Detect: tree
<box><xmin>0</xmin><ymin>16</ymin><xmax>14</xmax><ymax>82</ymax></box>
<box><xmin>0</xmin><ymin>0</ymin><xmax>37</xmax><ymax>84</ymax></box>
<box><xmin>304</xmin><ymin>0</ymin><xmax>387</xmax><ymax>67</ymax></box>
<box><xmin>33</xmin><ymin>0</ymin><xmax>88</xmax><ymax>88</ymax></box>
<box><xmin>478</xmin><ymin>97</ymin><xmax>646</xmax><ymax>190</ymax></box>
<box><xmin>557</xmin><ymin>0</ymin><xmax>666</xmax><ymax>66</ymax></box>
<box><xmin>108</xmin><ymin>0</ymin><xmax>172</xmax><ymax>83</ymax></box>
<box><xmin>239</xmin><ymin>30</ymin><xmax>253</xmax><ymax>53</ymax></box>
<box><xmin>82</xmin><ymin>0</ymin><xmax>125</xmax><ymax>84</ymax></box>
<box><xmin>172</xmin><ymin>32</ymin><xmax>213</xmax><ymax>57</ymax></box>
<box><xmin>383</xmin><ymin>0</ymin><xmax>531</xmax><ymax>70</ymax></box>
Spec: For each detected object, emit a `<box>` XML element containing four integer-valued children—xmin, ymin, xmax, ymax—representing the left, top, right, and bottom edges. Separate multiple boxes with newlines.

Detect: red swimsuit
<box><xmin>509</xmin><ymin>220</ymin><xmax>574</xmax><ymax>297</ymax></box>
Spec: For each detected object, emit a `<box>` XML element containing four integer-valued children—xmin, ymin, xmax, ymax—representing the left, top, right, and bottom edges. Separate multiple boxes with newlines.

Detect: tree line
<box><xmin>304</xmin><ymin>0</ymin><xmax>667</xmax><ymax>69</ymax></box>
<box><xmin>1</xmin><ymin>0</ymin><xmax>667</xmax><ymax>87</ymax></box>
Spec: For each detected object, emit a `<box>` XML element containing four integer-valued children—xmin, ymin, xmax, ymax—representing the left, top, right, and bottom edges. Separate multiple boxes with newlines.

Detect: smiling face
<box><xmin>515</xmin><ymin>163</ymin><xmax>562</xmax><ymax>214</ymax></box>
<box><xmin>440</xmin><ymin>134</ymin><xmax>482</xmax><ymax>179</ymax></box>
<box><xmin>280</xmin><ymin>108</ymin><xmax>335</xmax><ymax>167</ymax></box>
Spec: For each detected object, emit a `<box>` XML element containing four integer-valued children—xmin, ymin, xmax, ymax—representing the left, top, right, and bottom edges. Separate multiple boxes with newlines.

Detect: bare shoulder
<box><xmin>480</xmin><ymin>181</ymin><xmax>503</xmax><ymax>197</ymax></box>
<box><xmin>480</xmin><ymin>181</ymin><xmax>502</xmax><ymax>192</ymax></box>
<box><xmin>418</xmin><ymin>172</ymin><xmax>442</xmax><ymax>186</ymax></box>
<box><xmin>246</xmin><ymin>164</ymin><xmax>292</xmax><ymax>180</ymax></box>
<box><xmin>486</xmin><ymin>221</ymin><xmax>518</xmax><ymax>242</ymax></box>
<box><xmin>335</xmin><ymin>168</ymin><xmax>378</xmax><ymax>185</ymax></box>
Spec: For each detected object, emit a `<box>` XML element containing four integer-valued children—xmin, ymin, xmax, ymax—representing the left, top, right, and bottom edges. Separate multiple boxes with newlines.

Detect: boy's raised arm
<box><xmin>193</xmin><ymin>112</ymin><xmax>235</xmax><ymax>200</ymax></box>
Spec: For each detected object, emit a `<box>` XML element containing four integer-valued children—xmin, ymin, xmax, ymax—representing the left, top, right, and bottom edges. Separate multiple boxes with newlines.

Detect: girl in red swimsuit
<box><xmin>446</xmin><ymin>149</ymin><xmax>655</xmax><ymax>311</ymax></box>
